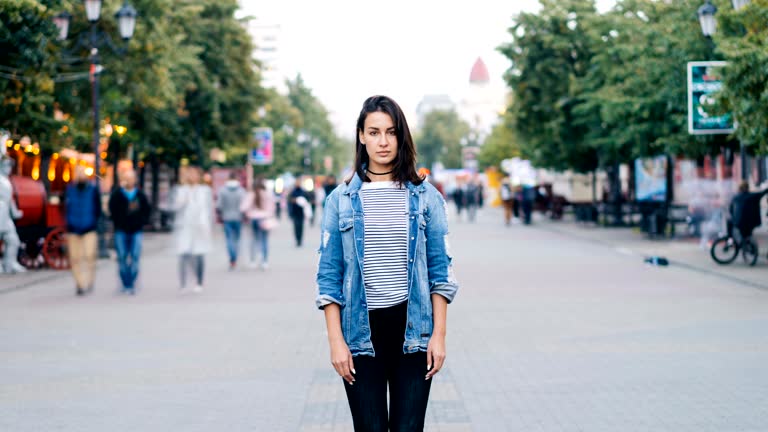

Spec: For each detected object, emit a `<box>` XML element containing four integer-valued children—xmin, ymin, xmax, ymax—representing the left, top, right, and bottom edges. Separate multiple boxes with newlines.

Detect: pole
<box><xmin>91</xmin><ymin>24</ymin><xmax>109</xmax><ymax>259</ymax></box>
<box><xmin>739</xmin><ymin>140</ymin><xmax>748</xmax><ymax>181</ymax></box>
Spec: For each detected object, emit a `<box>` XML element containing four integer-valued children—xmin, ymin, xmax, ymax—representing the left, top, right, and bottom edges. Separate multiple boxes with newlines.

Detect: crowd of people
<box><xmin>62</xmin><ymin>166</ymin><xmax>333</xmax><ymax>297</ymax></box>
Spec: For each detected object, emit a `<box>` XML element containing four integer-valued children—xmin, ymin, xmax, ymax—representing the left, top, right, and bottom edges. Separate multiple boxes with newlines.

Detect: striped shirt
<box><xmin>360</xmin><ymin>181</ymin><xmax>409</xmax><ymax>310</ymax></box>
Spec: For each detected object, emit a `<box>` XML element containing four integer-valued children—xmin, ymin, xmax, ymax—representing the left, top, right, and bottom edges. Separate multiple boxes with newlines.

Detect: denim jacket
<box><xmin>316</xmin><ymin>173</ymin><xmax>459</xmax><ymax>357</ymax></box>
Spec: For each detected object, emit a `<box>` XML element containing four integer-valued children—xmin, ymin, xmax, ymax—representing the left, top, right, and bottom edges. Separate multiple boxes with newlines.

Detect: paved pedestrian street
<box><xmin>2</xmin><ymin>208</ymin><xmax>768</xmax><ymax>431</ymax></box>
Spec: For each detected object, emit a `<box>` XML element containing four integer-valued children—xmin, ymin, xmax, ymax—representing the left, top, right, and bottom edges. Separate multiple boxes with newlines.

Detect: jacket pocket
<box><xmin>338</xmin><ymin>218</ymin><xmax>353</xmax><ymax>232</ymax></box>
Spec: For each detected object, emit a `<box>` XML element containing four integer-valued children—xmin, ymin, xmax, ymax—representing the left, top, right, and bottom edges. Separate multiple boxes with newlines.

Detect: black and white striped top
<box><xmin>360</xmin><ymin>181</ymin><xmax>409</xmax><ymax>310</ymax></box>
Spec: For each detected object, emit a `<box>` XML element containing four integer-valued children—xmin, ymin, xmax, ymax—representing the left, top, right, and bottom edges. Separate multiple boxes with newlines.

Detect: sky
<box><xmin>238</xmin><ymin>0</ymin><xmax>615</xmax><ymax>138</ymax></box>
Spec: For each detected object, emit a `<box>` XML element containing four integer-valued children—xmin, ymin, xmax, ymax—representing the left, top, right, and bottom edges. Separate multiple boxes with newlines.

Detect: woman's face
<box><xmin>186</xmin><ymin>169</ymin><xmax>201</xmax><ymax>184</ymax></box>
<box><xmin>359</xmin><ymin>111</ymin><xmax>398</xmax><ymax>171</ymax></box>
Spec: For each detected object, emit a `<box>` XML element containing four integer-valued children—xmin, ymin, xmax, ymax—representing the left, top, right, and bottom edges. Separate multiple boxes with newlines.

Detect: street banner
<box><xmin>687</xmin><ymin>61</ymin><xmax>734</xmax><ymax>135</ymax></box>
<box><xmin>250</xmin><ymin>127</ymin><xmax>273</xmax><ymax>165</ymax></box>
<box><xmin>635</xmin><ymin>156</ymin><xmax>668</xmax><ymax>202</ymax></box>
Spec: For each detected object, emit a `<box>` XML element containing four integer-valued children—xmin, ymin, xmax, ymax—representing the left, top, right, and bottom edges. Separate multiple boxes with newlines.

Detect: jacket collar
<box><xmin>344</xmin><ymin>170</ymin><xmax>426</xmax><ymax>195</ymax></box>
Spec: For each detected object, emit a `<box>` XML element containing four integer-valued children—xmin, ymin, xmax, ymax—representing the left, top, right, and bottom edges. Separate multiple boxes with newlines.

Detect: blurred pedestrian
<box><xmin>323</xmin><ymin>175</ymin><xmax>338</xmax><ymax>202</ymax></box>
<box><xmin>512</xmin><ymin>184</ymin><xmax>522</xmax><ymax>222</ymax></box>
<box><xmin>729</xmin><ymin>181</ymin><xmax>768</xmax><ymax>239</ymax></box>
<box><xmin>316</xmin><ymin>95</ymin><xmax>459</xmax><ymax>430</ymax></box>
<box><xmin>108</xmin><ymin>169</ymin><xmax>151</xmax><ymax>295</ymax></box>
<box><xmin>240</xmin><ymin>177</ymin><xmax>276</xmax><ymax>269</ymax></box>
<box><xmin>288</xmin><ymin>181</ymin><xmax>311</xmax><ymax>247</ymax></box>
<box><xmin>521</xmin><ymin>184</ymin><xmax>534</xmax><ymax>225</ymax></box>
<box><xmin>500</xmin><ymin>176</ymin><xmax>514</xmax><ymax>226</ymax></box>
<box><xmin>64</xmin><ymin>165</ymin><xmax>101</xmax><ymax>296</ymax></box>
<box><xmin>464</xmin><ymin>179</ymin><xmax>480</xmax><ymax>223</ymax></box>
<box><xmin>452</xmin><ymin>182</ymin><xmax>465</xmax><ymax>220</ymax></box>
<box><xmin>174</xmin><ymin>167</ymin><xmax>213</xmax><ymax>292</ymax></box>
<box><xmin>309</xmin><ymin>180</ymin><xmax>319</xmax><ymax>227</ymax></box>
<box><xmin>216</xmin><ymin>172</ymin><xmax>246</xmax><ymax>270</ymax></box>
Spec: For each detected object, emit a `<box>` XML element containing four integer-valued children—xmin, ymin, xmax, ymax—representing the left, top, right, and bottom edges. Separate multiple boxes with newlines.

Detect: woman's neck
<box><xmin>367</xmin><ymin>164</ymin><xmax>394</xmax><ymax>182</ymax></box>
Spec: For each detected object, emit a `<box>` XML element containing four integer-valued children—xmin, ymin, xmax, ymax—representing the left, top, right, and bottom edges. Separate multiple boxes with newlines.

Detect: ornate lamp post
<box><xmin>53</xmin><ymin>1</ymin><xmax>138</xmax><ymax>258</ymax></box>
<box><xmin>696</xmin><ymin>0</ymin><xmax>750</xmax><ymax>181</ymax></box>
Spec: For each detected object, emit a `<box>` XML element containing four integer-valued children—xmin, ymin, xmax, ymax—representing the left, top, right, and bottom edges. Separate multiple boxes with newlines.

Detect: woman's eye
<box><xmin>369</xmin><ymin>131</ymin><xmax>378</xmax><ymax>136</ymax></box>
<box><xmin>387</xmin><ymin>130</ymin><xmax>396</xmax><ymax>136</ymax></box>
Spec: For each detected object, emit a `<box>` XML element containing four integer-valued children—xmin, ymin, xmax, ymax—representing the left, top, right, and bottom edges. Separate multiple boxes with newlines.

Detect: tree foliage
<box><xmin>716</xmin><ymin>0</ymin><xmax>768</xmax><ymax>155</ymax></box>
<box><xmin>498</xmin><ymin>0</ymin><xmax>764</xmax><ymax>174</ymax></box>
<box><xmin>0</xmin><ymin>0</ymin><xmax>64</xmax><ymax>143</ymax></box>
<box><xmin>415</xmin><ymin>109</ymin><xmax>470</xmax><ymax>170</ymax></box>
<box><xmin>478</xmin><ymin>114</ymin><xmax>520</xmax><ymax>170</ymax></box>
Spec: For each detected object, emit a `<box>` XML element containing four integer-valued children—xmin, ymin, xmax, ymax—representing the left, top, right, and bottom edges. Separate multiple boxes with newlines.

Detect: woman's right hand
<box><xmin>329</xmin><ymin>338</ymin><xmax>355</xmax><ymax>385</ymax></box>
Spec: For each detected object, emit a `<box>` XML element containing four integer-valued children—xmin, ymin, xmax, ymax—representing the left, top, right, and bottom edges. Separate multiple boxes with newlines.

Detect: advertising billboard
<box><xmin>635</xmin><ymin>156</ymin><xmax>668</xmax><ymax>202</ymax></box>
<box><xmin>687</xmin><ymin>61</ymin><xmax>734</xmax><ymax>135</ymax></box>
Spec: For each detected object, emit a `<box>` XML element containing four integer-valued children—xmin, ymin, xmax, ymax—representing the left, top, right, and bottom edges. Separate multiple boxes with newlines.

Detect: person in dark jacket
<box><xmin>64</xmin><ymin>166</ymin><xmax>102</xmax><ymax>296</ymax></box>
<box><xmin>729</xmin><ymin>182</ymin><xmax>768</xmax><ymax>239</ymax></box>
<box><xmin>108</xmin><ymin>170</ymin><xmax>151</xmax><ymax>294</ymax></box>
<box><xmin>288</xmin><ymin>182</ymin><xmax>309</xmax><ymax>247</ymax></box>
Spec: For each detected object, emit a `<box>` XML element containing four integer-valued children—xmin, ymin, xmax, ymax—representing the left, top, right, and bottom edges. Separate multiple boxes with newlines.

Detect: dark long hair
<box><xmin>351</xmin><ymin>95</ymin><xmax>424</xmax><ymax>186</ymax></box>
<box><xmin>253</xmin><ymin>177</ymin><xmax>265</xmax><ymax>209</ymax></box>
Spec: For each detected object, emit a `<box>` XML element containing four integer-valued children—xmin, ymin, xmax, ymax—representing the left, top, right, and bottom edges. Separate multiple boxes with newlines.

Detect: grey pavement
<box><xmin>2</xmin><ymin>207</ymin><xmax>768</xmax><ymax>431</ymax></box>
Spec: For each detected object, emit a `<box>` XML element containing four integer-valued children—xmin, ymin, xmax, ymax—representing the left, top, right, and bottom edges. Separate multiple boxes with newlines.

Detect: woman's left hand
<box><xmin>425</xmin><ymin>334</ymin><xmax>446</xmax><ymax>380</ymax></box>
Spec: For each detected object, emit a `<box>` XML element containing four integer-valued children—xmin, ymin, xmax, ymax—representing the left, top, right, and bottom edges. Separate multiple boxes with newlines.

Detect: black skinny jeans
<box><xmin>344</xmin><ymin>301</ymin><xmax>432</xmax><ymax>431</ymax></box>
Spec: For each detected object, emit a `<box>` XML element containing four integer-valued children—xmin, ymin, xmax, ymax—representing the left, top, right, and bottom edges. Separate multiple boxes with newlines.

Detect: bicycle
<box><xmin>710</xmin><ymin>223</ymin><xmax>759</xmax><ymax>266</ymax></box>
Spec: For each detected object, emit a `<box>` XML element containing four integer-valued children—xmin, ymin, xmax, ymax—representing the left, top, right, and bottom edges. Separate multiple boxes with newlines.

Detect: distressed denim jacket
<box><xmin>316</xmin><ymin>173</ymin><xmax>459</xmax><ymax>357</ymax></box>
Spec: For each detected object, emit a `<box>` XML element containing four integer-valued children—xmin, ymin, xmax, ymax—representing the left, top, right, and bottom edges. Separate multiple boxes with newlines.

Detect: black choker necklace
<box><xmin>367</xmin><ymin>169</ymin><xmax>393</xmax><ymax>176</ymax></box>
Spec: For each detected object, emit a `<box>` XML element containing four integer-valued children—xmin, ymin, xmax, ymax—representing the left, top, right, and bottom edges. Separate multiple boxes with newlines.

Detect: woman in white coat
<box><xmin>174</xmin><ymin>167</ymin><xmax>214</xmax><ymax>292</ymax></box>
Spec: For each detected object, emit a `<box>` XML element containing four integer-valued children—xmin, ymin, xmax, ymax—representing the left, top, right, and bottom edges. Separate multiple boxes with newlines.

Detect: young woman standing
<box><xmin>316</xmin><ymin>95</ymin><xmax>459</xmax><ymax>431</ymax></box>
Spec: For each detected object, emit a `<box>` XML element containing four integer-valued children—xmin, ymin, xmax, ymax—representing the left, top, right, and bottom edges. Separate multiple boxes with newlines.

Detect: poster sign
<box><xmin>250</xmin><ymin>127</ymin><xmax>273</xmax><ymax>165</ymax></box>
<box><xmin>635</xmin><ymin>156</ymin><xmax>668</xmax><ymax>202</ymax></box>
<box><xmin>687</xmin><ymin>61</ymin><xmax>734</xmax><ymax>135</ymax></box>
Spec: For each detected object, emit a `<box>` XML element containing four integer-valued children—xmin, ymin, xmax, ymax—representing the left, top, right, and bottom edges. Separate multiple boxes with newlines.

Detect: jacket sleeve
<box><xmin>424</xmin><ymin>186</ymin><xmax>459</xmax><ymax>303</ymax></box>
<box><xmin>315</xmin><ymin>190</ymin><xmax>345</xmax><ymax>309</ymax></box>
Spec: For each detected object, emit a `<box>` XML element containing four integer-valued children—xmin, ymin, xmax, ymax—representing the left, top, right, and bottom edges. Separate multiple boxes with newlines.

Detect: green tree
<box><xmin>416</xmin><ymin>109</ymin><xmax>470</xmax><ymax>169</ymax></box>
<box><xmin>498</xmin><ymin>0</ymin><xmax>600</xmax><ymax>173</ymax></box>
<box><xmin>478</xmin><ymin>115</ymin><xmax>520</xmax><ymax>170</ymax></box>
<box><xmin>52</xmin><ymin>0</ymin><xmax>265</xmax><ymax>165</ymax></box>
<box><xmin>716</xmin><ymin>0</ymin><xmax>768</xmax><ymax>155</ymax></box>
<box><xmin>0</xmin><ymin>0</ymin><xmax>64</xmax><ymax>145</ymax></box>
<box><xmin>285</xmin><ymin>75</ymin><xmax>349</xmax><ymax>175</ymax></box>
<box><xmin>576</xmin><ymin>0</ymin><xmax>725</xmax><ymax>163</ymax></box>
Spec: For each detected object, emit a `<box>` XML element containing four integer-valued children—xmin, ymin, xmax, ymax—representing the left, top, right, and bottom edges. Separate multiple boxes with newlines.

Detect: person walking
<box><xmin>240</xmin><ymin>177</ymin><xmax>276</xmax><ymax>269</ymax></box>
<box><xmin>316</xmin><ymin>95</ymin><xmax>459</xmax><ymax>431</ymax></box>
<box><xmin>464</xmin><ymin>179</ymin><xmax>480</xmax><ymax>223</ymax></box>
<box><xmin>64</xmin><ymin>165</ymin><xmax>101</xmax><ymax>296</ymax></box>
<box><xmin>216</xmin><ymin>172</ymin><xmax>246</xmax><ymax>270</ymax></box>
<box><xmin>288</xmin><ymin>181</ymin><xmax>310</xmax><ymax>247</ymax></box>
<box><xmin>173</xmin><ymin>167</ymin><xmax>213</xmax><ymax>292</ymax></box>
<box><xmin>500</xmin><ymin>176</ymin><xmax>514</xmax><ymax>226</ymax></box>
<box><xmin>108</xmin><ymin>170</ymin><xmax>151</xmax><ymax>295</ymax></box>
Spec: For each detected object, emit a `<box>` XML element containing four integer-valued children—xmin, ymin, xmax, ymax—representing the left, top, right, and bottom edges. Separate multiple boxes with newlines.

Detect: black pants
<box><xmin>291</xmin><ymin>216</ymin><xmax>304</xmax><ymax>246</ymax></box>
<box><xmin>344</xmin><ymin>302</ymin><xmax>432</xmax><ymax>431</ymax></box>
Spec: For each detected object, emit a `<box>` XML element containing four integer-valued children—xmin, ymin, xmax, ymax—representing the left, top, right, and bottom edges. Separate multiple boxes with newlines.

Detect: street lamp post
<box><xmin>731</xmin><ymin>0</ymin><xmax>751</xmax><ymax>11</ymax></box>
<box><xmin>697</xmin><ymin>0</ymin><xmax>749</xmax><ymax>182</ymax></box>
<box><xmin>54</xmin><ymin>0</ymin><xmax>138</xmax><ymax>258</ymax></box>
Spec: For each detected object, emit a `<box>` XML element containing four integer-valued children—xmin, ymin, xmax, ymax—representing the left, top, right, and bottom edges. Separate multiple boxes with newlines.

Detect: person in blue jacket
<box><xmin>64</xmin><ymin>166</ymin><xmax>102</xmax><ymax>296</ymax></box>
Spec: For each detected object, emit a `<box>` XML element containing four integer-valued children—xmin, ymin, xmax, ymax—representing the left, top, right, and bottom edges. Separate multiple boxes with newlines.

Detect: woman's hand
<box><xmin>425</xmin><ymin>333</ymin><xmax>446</xmax><ymax>380</ymax></box>
<box><xmin>330</xmin><ymin>337</ymin><xmax>356</xmax><ymax>385</ymax></box>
